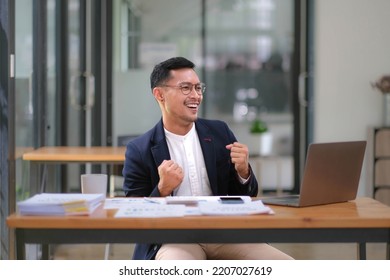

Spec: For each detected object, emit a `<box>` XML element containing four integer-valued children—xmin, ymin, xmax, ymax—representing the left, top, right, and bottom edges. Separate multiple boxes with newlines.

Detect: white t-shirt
<box><xmin>164</xmin><ymin>125</ymin><xmax>212</xmax><ymax>196</ymax></box>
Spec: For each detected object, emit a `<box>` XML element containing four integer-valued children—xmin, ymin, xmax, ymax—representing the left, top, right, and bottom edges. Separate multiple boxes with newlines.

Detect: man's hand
<box><xmin>157</xmin><ymin>160</ymin><xmax>184</xmax><ymax>197</ymax></box>
<box><xmin>226</xmin><ymin>142</ymin><xmax>250</xmax><ymax>179</ymax></box>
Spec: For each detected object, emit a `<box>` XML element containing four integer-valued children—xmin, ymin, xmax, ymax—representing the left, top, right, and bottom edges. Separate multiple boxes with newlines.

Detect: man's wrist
<box><xmin>237</xmin><ymin>169</ymin><xmax>251</xmax><ymax>184</ymax></box>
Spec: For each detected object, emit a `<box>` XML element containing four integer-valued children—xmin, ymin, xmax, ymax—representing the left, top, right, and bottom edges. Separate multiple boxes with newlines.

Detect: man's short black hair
<box><xmin>150</xmin><ymin>57</ymin><xmax>195</xmax><ymax>90</ymax></box>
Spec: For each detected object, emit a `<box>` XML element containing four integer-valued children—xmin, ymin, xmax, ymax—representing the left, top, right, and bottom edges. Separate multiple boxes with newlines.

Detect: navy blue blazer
<box><xmin>122</xmin><ymin>118</ymin><xmax>258</xmax><ymax>260</ymax></box>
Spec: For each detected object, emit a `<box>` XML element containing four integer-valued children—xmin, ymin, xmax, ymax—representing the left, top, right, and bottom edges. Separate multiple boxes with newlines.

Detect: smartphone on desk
<box><xmin>219</xmin><ymin>197</ymin><xmax>244</xmax><ymax>204</ymax></box>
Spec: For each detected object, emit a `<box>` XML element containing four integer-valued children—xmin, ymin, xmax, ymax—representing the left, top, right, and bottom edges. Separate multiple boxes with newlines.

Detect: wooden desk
<box><xmin>22</xmin><ymin>146</ymin><xmax>126</xmax><ymax>193</ymax></box>
<box><xmin>7</xmin><ymin>197</ymin><xmax>390</xmax><ymax>260</ymax></box>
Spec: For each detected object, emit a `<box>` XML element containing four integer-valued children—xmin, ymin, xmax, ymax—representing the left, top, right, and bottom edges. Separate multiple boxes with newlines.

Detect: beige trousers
<box><xmin>155</xmin><ymin>243</ymin><xmax>294</xmax><ymax>260</ymax></box>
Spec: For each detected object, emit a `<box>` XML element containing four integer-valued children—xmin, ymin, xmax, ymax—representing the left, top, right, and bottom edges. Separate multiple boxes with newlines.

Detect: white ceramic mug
<box><xmin>81</xmin><ymin>174</ymin><xmax>108</xmax><ymax>195</ymax></box>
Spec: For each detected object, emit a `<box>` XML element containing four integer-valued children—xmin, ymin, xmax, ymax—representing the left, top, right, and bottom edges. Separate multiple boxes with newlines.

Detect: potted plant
<box><xmin>250</xmin><ymin>119</ymin><xmax>273</xmax><ymax>156</ymax></box>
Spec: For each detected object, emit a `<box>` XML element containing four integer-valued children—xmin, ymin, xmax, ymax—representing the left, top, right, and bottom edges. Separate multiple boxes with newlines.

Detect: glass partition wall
<box><xmin>12</xmin><ymin>0</ymin><xmax>298</xmax><ymax>203</ymax></box>
<box><xmin>113</xmin><ymin>0</ymin><xmax>295</xmax><ymax>192</ymax></box>
<box><xmin>3</xmin><ymin>0</ymin><xmax>305</xmax><ymax>259</ymax></box>
<box><xmin>6</xmin><ymin>0</ymin><xmax>112</xmax><ymax>259</ymax></box>
<box><xmin>14</xmin><ymin>0</ymin><xmax>34</xmax><ymax>201</ymax></box>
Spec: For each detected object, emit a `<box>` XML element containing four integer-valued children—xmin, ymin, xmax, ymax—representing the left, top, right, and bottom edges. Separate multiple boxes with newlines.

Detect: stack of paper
<box><xmin>105</xmin><ymin>196</ymin><xmax>274</xmax><ymax>218</ymax></box>
<box><xmin>17</xmin><ymin>193</ymin><xmax>105</xmax><ymax>216</ymax></box>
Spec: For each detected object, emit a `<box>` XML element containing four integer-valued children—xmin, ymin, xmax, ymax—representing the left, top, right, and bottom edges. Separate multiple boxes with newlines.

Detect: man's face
<box><xmin>157</xmin><ymin>68</ymin><xmax>203</xmax><ymax>133</ymax></box>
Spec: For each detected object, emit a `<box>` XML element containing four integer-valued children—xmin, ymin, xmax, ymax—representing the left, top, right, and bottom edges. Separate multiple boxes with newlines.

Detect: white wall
<box><xmin>314</xmin><ymin>0</ymin><xmax>390</xmax><ymax>195</ymax></box>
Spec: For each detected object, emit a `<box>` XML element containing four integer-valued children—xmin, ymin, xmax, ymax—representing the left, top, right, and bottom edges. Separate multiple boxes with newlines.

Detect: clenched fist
<box><xmin>157</xmin><ymin>160</ymin><xmax>184</xmax><ymax>197</ymax></box>
<box><xmin>226</xmin><ymin>142</ymin><xmax>250</xmax><ymax>179</ymax></box>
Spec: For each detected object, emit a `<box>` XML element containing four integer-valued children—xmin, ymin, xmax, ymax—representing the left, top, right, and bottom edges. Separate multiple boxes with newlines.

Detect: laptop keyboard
<box><xmin>261</xmin><ymin>195</ymin><xmax>300</xmax><ymax>206</ymax></box>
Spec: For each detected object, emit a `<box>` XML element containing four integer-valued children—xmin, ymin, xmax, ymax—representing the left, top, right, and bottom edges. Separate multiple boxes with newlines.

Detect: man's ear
<box><xmin>152</xmin><ymin>87</ymin><xmax>164</xmax><ymax>102</ymax></box>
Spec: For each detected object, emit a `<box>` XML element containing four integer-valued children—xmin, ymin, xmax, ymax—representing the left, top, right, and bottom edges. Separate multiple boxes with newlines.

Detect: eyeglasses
<box><xmin>161</xmin><ymin>82</ymin><xmax>206</xmax><ymax>95</ymax></box>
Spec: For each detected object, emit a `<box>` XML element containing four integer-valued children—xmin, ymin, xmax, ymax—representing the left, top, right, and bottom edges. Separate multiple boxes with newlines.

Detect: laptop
<box><xmin>261</xmin><ymin>141</ymin><xmax>366</xmax><ymax>207</ymax></box>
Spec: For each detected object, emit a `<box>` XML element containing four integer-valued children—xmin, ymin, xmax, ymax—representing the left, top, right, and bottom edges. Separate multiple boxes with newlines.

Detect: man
<box><xmin>122</xmin><ymin>57</ymin><xmax>293</xmax><ymax>260</ymax></box>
